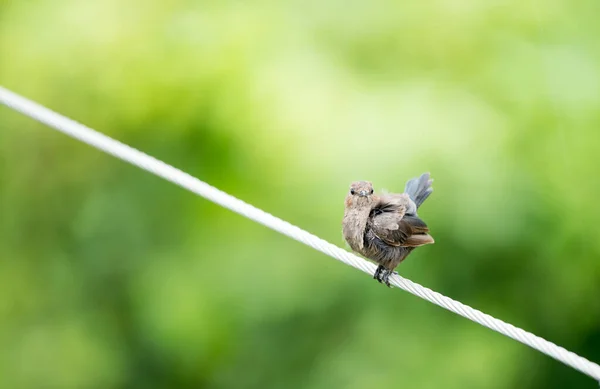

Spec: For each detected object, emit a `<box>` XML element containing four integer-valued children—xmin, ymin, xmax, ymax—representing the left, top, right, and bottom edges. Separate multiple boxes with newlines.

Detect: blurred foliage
<box><xmin>1</xmin><ymin>0</ymin><xmax>600</xmax><ymax>388</ymax></box>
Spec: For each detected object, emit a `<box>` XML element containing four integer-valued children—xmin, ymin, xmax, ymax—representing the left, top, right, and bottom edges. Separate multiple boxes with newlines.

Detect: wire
<box><xmin>1</xmin><ymin>85</ymin><xmax>599</xmax><ymax>383</ymax></box>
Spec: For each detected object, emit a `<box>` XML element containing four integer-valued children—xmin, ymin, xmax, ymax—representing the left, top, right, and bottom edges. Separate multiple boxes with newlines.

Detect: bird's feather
<box><xmin>369</xmin><ymin>208</ymin><xmax>433</xmax><ymax>248</ymax></box>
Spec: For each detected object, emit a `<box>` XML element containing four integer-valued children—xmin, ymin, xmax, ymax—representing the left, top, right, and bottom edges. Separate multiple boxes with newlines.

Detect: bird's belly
<box><xmin>363</xmin><ymin>229</ymin><xmax>414</xmax><ymax>270</ymax></box>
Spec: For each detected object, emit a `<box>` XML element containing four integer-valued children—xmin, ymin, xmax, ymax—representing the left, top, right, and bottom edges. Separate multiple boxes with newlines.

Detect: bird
<box><xmin>342</xmin><ymin>173</ymin><xmax>434</xmax><ymax>286</ymax></box>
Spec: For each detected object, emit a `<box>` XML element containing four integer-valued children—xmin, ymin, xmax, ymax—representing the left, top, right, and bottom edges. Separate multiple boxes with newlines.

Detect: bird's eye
<box><xmin>370</xmin><ymin>188</ymin><xmax>374</xmax><ymax>194</ymax></box>
<box><xmin>350</xmin><ymin>188</ymin><xmax>355</xmax><ymax>195</ymax></box>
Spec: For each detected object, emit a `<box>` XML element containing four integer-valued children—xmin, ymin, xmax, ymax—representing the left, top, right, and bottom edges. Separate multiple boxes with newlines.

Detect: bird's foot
<box><xmin>373</xmin><ymin>265</ymin><xmax>383</xmax><ymax>280</ymax></box>
<box><xmin>373</xmin><ymin>266</ymin><xmax>394</xmax><ymax>287</ymax></box>
<box><xmin>381</xmin><ymin>269</ymin><xmax>393</xmax><ymax>287</ymax></box>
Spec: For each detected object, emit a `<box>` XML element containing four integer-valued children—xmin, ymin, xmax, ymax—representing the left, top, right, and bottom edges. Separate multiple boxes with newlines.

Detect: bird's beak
<box><xmin>359</xmin><ymin>190</ymin><xmax>368</xmax><ymax>197</ymax></box>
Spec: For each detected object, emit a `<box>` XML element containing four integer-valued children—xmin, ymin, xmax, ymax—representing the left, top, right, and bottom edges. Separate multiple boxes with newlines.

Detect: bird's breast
<box><xmin>342</xmin><ymin>209</ymin><xmax>371</xmax><ymax>253</ymax></box>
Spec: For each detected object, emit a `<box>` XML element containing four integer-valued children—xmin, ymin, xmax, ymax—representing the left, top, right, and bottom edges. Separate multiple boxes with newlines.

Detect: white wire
<box><xmin>1</xmin><ymin>85</ymin><xmax>599</xmax><ymax>383</ymax></box>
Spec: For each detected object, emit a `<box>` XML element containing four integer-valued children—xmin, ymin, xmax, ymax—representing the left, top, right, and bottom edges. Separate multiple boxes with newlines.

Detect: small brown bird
<box><xmin>342</xmin><ymin>173</ymin><xmax>434</xmax><ymax>286</ymax></box>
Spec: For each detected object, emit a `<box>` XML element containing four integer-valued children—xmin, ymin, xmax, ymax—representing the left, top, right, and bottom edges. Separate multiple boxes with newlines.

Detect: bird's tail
<box><xmin>404</xmin><ymin>172</ymin><xmax>433</xmax><ymax>208</ymax></box>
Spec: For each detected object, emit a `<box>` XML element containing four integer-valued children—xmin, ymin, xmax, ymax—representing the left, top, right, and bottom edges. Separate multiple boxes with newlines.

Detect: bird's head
<box><xmin>346</xmin><ymin>181</ymin><xmax>375</xmax><ymax>208</ymax></box>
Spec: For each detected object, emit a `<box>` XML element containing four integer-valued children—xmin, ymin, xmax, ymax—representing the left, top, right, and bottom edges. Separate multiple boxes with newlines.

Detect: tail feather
<box><xmin>404</xmin><ymin>172</ymin><xmax>433</xmax><ymax>208</ymax></box>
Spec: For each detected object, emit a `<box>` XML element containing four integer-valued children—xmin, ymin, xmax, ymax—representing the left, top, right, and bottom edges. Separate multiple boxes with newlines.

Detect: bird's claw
<box><xmin>373</xmin><ymin>265</ymin><xmax>382</xmax><ymax>280</ymax></box>
<box><xmin>373</xmin><ymin>265</ymin><xmax>394</xmax><ymax>287</ymax></box>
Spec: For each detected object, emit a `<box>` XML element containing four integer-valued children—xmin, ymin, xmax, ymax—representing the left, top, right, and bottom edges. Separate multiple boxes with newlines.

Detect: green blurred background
<box><xmin>1</xmin><ymin>0</ymin><xmax>600</xmax><ymax>388</ymax></box>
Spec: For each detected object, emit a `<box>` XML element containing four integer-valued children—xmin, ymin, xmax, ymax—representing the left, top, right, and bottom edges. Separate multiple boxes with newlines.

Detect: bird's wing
<box><xmin>378</xmin><ymin>193</ymin><xmax>418</xmax><ymax>216</ymax></box>
<box><xmin>370</xmin><ymin>211</ymin><xmax>433</xmax><ymax>247</ymax></box>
